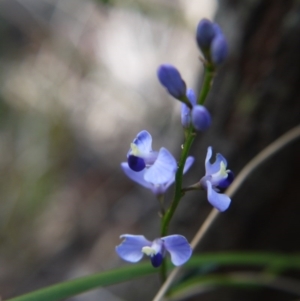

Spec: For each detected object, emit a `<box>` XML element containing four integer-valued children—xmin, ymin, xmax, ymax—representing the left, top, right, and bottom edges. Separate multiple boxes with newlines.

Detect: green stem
<box><xmin>159</xmin><ymin>64</ymin><xmax>215</xmax><ymax>282</ymax></box>
<box><xmin>197</xmin><ymin>65</ymin><xmax>215</xmax><ymax>105</ymax></box>
<box><xmin>160</xmin><ymin>259</ymin><xmax>167</xmax><ymax>283</ymax></box>
<box><xmin>161</xmin><ymin>126</ymin><xmax>195</xmax><ymax>238</ymax></box>
<box><xmin>157</xmin><ymin>194</ymin><xmax>165</xmax><ymax>217</ymax></box>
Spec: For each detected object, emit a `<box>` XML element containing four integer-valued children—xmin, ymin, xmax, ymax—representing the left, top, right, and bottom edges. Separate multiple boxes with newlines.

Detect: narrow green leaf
<box><xmin>186</xmin><ymin>252</ymin><xmax>300</xmax><ymax>270</ymax></box>
<box><xmin>168</xmin><ymin>272</ymin><xmax>300</xmax><ymax>300</ymax></box>
<box><xmin>6</xmin><ymin>252</ymin><xmax>300</xmax><ymax>301</ymax></box>
<box><xmin>6</xmin><ymin>263</ymin><xmax>154</xmax><ymax>301</ymax></box>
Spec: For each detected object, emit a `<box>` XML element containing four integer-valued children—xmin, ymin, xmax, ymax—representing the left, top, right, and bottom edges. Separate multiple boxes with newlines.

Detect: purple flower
<box><xmin>116</xmin><ymin>234</ymin><xmax>192</xmax><ymax>267</ymax></box>
<box><xmin>122</xmin><ymin>147</ymin><xmax>194</xmax><ymax>195</ymax></box>
<box><xmin>127</xmin><ymin>131</ymin><xmax>158</xmax><ymax>172</ymax></box>
<box><xmin>181</xmin><ymin>89</ymin><xmax>211</xmax><ymax>131</ymax></box>
<box><xmin>200</xmin><ymin>147</ymin><xmax>234</xmax><ymax>211</ymax></box>
<box><xmin>157</xmin><ymin>64</ymin><xmax>186</xmax><ymax>99</ymax></box>
<box><xmin>196</xmin><ymin>19</ymin><xmax>228</xmax><ymax>65</ymax></box>
<box><xmin>191</xmin><ymin>105</ymin><xmax>211</xmax><ymax>131</ymax></box>
<box><xmin>181</xmin><ymin>88</ymin><xmax>197</xmax><ymax>128</ymax></box>
<box><xmin>196</xmin><ymin>19</ymin><xmax>216</xmax><ymax>50</ymax></box>
<box><xmin>211</xmin><ymin>34</ymin><xmax>228</xmax><ymax>65</ymax></box>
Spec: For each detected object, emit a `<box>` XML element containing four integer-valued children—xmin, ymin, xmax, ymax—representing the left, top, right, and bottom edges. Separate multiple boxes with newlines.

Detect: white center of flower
<box><xmin>141</xmin><ymin>246</ymin><xmax>157</xmax><ymax>256</ymax></box>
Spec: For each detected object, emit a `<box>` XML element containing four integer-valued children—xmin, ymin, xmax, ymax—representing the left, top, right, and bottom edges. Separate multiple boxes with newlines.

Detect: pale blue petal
<box><xmin>164</xmin><ymin>156</ymin><xmax>194</xmax><ymax>191</ymax></box>
<box><xmin>205</xmin><ymin>147</ymin><xmax>227</xmax><ymax>175</ymax></box>
<box><xmin>144</xmin><ymin>148</ymin><xmax>177</xmax><ymax>185</ymax></box>
<box><xmin>121</xmin><ymin>163</ymin><xmax>152</xmax><ymax>189</ymax></box>
<box><xmin>127</xmin><ymin>131</ymin><xmax>153</xmax><ymax>157</ymax></box>
<box><xmin>133</xmin><ymin>130</ymin><xmax>153</xmax><ymax>152</ymax></box>
<box><xmin>181</xmin><ymin>103</ymin><xmax>191</xmax><ymax>128</ymax></box>
<box><xmin>206</xmin><ymin>181</ymin><xmax>231</xmax><ymax>212</ymax></box>
<box><xmin>205</xmin><ymin>146</ymin><xmax>213</xmax><ymax>175</ymax></box>
<box><xmin>183</xmin><ymin>156</ymin><xmax>195</xmax><ymax>174</ymax></box>
<box><xmin>186</xmin><ymin>88</ymin><xmax>197</xmax><ymax>106</ymax></box>
<box><xmin>162</xmin><ymin>235</ymin><xmax>192</xmax><ymax>266</ymax></box>
<box><xmin>116</xmin><ymin>234</ymin><xmax>151</xmax><ymax>263</ymax></box>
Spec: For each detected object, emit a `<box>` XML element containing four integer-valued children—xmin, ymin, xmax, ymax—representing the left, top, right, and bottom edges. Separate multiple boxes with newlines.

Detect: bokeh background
<box><xmin>0</xmin><ymin>0</ymin><xmax>300</xmax><ymax>300</ymax></box>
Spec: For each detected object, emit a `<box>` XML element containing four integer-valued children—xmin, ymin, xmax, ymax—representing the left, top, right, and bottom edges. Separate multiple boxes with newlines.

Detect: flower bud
<box><xmin>157</xmin><ymin>64</ymin><xmax>186</xmax><ymax>99</ymax></box>
<box><xmin>191</xmin><ymin>105</ymin><xmax>211</xmax><ymax>131</ymax></box>
<box><xmin>181</xmin><ymin>88</ymin><xmax>196</xmax><ymax>128</ymax></box>
<box><xmin>196</xmin><ymin>19</ymin><xmax>215</xmax><ymax>50</ymax></box>
<box><xmin>211</xmin><ymin>34</ymin><xmax>228</xmax><ymax>65</ymax></box>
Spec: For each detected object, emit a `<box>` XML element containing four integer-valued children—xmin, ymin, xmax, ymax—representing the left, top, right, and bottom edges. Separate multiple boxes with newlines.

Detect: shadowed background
<box><xmin>0</xmin><ymin>0</ymin><xmax>299</xmax><ymax>300</ymax></box>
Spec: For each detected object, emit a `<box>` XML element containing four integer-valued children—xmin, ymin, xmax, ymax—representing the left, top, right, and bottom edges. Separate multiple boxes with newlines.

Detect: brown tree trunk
<box><xmin>186</xmin><ymin>0</ymin><xmax>300</xmax><ymax>300</ymax></box>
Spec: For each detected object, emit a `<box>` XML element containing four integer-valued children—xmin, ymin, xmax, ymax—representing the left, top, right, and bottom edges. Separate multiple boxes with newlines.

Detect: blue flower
<box><xmin>116</xmin><ymin>234</ymin><xmax>192</xmax><ymax>267</ymax></box>
<box><xmin>122</xmin><ymin>147</ymin><xmax>194</xmax><ymax>195</ymax></box>
<box><xmin>181</xmin><ymin>88</ymin><xmax>211</xmax><ymax>131</ymax></box>
<box><xmin>157</xmin><ymin>64</ymin><xmax>186</xmax><ymax>99</ymax></box>
<box><xmin>196</xmin><ymin>19</ymin><xmax>228</xmax><ymax>65</ymax></box>
<box><xmin>191</xmin><ymin>105</ymin><xmax>211</xmax><ymax>131</ymax></box>
<box><xmin>181</xmin><ymin>88</ymin><xmax>197</xmax><ymax>128</ymax></box>
<box><xmin>196</xmin><ymin>19</ymin><xmax>216</xmax><ymax>49</ymax></box>
<box><xmin>200</xmin><ymin>147</ymin><xmax>234</xmax><ymax>211</ymax></box>
<box><xmin>211</xmin><ymin>34</ymin><xmax>228</xmax><ymax>65</ymax></box>
<box><xmin>127</xmin><ymin>130</ymin><xmax>158</xmax><ymax>172</ymax></box>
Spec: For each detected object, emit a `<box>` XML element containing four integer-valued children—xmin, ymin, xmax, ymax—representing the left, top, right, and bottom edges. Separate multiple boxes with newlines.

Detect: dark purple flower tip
<box><xmin>217</xmin><ymin>171</ymin><xmax>234</xmax><ymax>192</ymax></box>
<box><xmin>196</xmin><ymin>19</ymin><xmax>216</xmax><ymax>50</ymax></box>
<box><xmin>211</xmin><ymin>34</ymin><xmax>228</xmax><ymax>65</ymax></box>
<box><xmin>157</xmin><ymin>64</ymin><xmax>186</xmax><ymax>99</ymax></box>
<box><xmin>191</xmin><ymin>105</ymin><xmax>211</xmax><ymax>131</ymax></box>
<box><xmin>128</xmin><ymin>155</ymin><xmax>146</xmax><ymax>172</ymax></box>
<box><xmin>151</xmin><ymin>253</ymin><xmax>163</xmax><ymax>268</ymax></box>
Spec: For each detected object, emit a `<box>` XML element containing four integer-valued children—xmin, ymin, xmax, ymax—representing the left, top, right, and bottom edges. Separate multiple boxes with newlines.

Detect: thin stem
<box><xmin>157</xmin><ymin>195</ymin><xmax>165</xmax><ymax>217</ymax></box>
<box><xmin>160</xmin><ymin>127</ymin><xmax>195</xmax><ymax>237</ymax></box>
<box><xmin>159</xmin><ymin>65</ymin><xmax>216</xmax><ymax>282</ymax></box>
<box><xmin>159</xmin><ymin>126</ymin><xmax>195</xmax><ymax>282</ymax></box>
<box><xmin>152</xmin><ymin>125</ymin><xmax>300</xmax><ymax>301</ymax></box>
<box><xmin>160</xmin><ymin>259</ymin><xmax>167</xmax><ymax>284</ymax></box>
<box><xmin>198</xmin><ymin>65</ymin><xmax>214</xmax><ymax>105</ymax></box>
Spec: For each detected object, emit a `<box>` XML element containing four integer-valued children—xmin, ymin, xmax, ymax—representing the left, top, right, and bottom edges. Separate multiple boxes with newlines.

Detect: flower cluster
<box><xmin>116</xmin><ymin>18</ymin><xmax>233</xmax><ymax>269</ymax></box>
<box><xmin>157</xmin><ymin>66</ymin><xmax>211</xmax><ymax>132</ymax></box>
<box><xmin>196</xmin><ymin>19</ymin><xmax>228</xmax><ymax>66</ymax></box>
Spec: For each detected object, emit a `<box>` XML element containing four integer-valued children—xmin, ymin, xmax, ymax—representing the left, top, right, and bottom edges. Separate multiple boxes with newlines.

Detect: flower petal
<box><xmin>186</xmin><ymin>88</ymin><xmax>197</xmax><ymax>106</ymax></box>
<box><xmin>183</xmin><ymin>156</ymin><xmax>195</xmax><ymax>174</ymax></box>
<box><xmin>127</xmin><ymin>155</ymin><xmax>146</xmax><ymax>172</ymax></box>
<box><xmin>162</xmin><ymin>235</ymin><xmax>192</xmax><ymax>266</ymax></box>
<box><xmin>217</xmin><ymin>170</ymin><xmax>234</xmax><ymax>192</ymax></box>
<box><xmin>206</xmin><ymin>181</ymin><xmax>231</xmax><ymax>212</ymax></box>
<box><xmin>144</xmin><ymin>147</ymin><xmax>177</xmax><ymax>185</ymax></box>
<box><xmin>127</xmin><ymin>130</ymin><xmax>153</xmax><ymax>159</ymax></box>
<box><xmin>151</xmin><ymin>253</ymin><xmax>164</xmax><ymax>268</ymax></box>
<box><xmin>205</xmin><ymin>147</ymin><xmax>227</xmax><ymax>175</ymax></box>
<box><xmin>132</xmin><ymin>130</ymin><xmax>153</xmax><ymax>153</ymax></box>
<box><xmin>163</xmin><ymin>156</ymin><xmax>194</xmax><ymax>191</ymax></box>
<box><xmin>116</xmin><ymin>235</ymin><xmax>151</xmax><ymax>263</ymax></box>
<box><xmin>181</xmin><ymin>103</ymin><xmax>191</xmax><ymax>128</ymax></box>
<box><xmin>121</xmin><ymin>163</ymin><xmax>152</xmax><ymax>189</ymax></box>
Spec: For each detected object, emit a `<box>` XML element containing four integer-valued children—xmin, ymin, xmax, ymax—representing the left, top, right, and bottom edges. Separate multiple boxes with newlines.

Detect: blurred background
<box><xmin>0</xmin><ymin>0</ymin><xmax>299</xmax><ymax>300</ymax></box>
